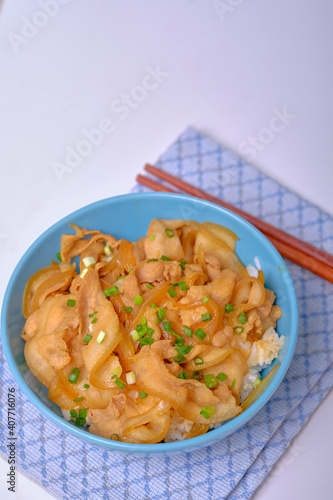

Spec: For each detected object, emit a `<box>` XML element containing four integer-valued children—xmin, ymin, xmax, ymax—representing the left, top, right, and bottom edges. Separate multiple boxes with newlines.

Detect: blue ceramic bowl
<box><xmin>1</xmin><ymin>193</ymin><xmax>298</xmax><ymax>455</ymax></box>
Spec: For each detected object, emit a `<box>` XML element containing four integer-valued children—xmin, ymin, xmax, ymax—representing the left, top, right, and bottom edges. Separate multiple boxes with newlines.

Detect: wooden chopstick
<box><xmin>136</xmin><ymin>171</ymin><xmax>333</xmax><ymax>284</ymax></box>
<box><xmin>144</xmin><ymin>164</ymin><xmax>333</xmax><ymax>269</ymax></box>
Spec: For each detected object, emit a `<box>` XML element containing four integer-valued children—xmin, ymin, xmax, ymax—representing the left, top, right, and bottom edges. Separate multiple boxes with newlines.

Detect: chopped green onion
<box><xmin>178</xmin><ymin>372</ymin><xmax>189</xmax><ymax>380</ymax></box>
<box><xmin>231</xmin><ymin>379</ymin><xmax>236</xmax><ymax>388</ymax></box>
<box><xmin>139</xmin><ymin>391</ymin><xmax>148</xmax><ymax>399</ymax></box>
<box><xmin>165</xmin><ymin>228</ymin><xmax>174</xmax><ymax>238</ymax></box>
<box><xmin>233</xmin><ymin>326</ymin><xmax>244</xmax><ymax>335</ymax></box>
<box><xmin>151</xmin><ymin>302</ymin><xmax>157</xmax><ymax>309</ymax></box>
<box><xmin>168</xmin><ymin>288</ymin><xmax>177</xmax><ymax>298</ymax></box>
<box><xmin>202</xmin><ymin>296</ymin><xmax>210</xmax><ymax>304</ymax></box>
<box><xmin>161</xmin><ymin>255</ymin><xmax>171</xmax><ymax>261</ymax></box>
<box><xmin>253</xmin><ymin>377</ymin><xmax>261</xmax><ymax>389</ymax></box>
<box><xmin>70</xmin><ymin>410</ymin><xmax>77</xmax><ymax>418</ymax></box>
<box><xmin>73</xmin><ymin>397</ymin><xmax>84</xmax><ymax>402</ymax></box>
<box><xmin>204</xmin><ymin>374</ymin><xmax>218</xmax><ymax>389</ymax></box>
<box><xmin>238</xmin><ymin>312</ymin><xmax>248</xmax><ymax>324</ymax></box>
<box><xmin>147</xmin><ymin>258</ymin><xmax>158</xmax><ymax>263</ymax></box>
<box><xmin>88</xmin><ymin>311</ymin><xmax>98</xmax><ymax>318</ymax></box>
<box><xmin>174</xmin><ymin>337</ymin><xmax>184</xmax><ymax>346</ymax></box>
<box><xmin>104</xmin><ymin>286</ymin><xmax>118</xmax><ymax>297</ymax></box>
<box><xmin>117</xmin><ymin>275</ymin><xmax>125</xmax><ymax>281</ymax></box>
<box><xmin>82</xmin><ymin>256</ymin><xmax>95</xmax><ymax>268</ymax></box>
<box><xmin>140</xmin><ymin>337</ymin><xmax>154</xmax><ymax>346</ymax></box>
<box><xmin>80</xmin><ymin>268</ymin><xmax>88</xmax><ymax>279</ymax></box>
<box><xmin>130</xmin><ymin>330</ymin><xmax>140</xmax><ymax>342</ymax></box>
<box><xmin>111</xmin><ymin>366</ymin><xmax>122</xmax><ymax>378</ymax></box>
<box><xmin>192</xmin><ymin>370</ymin><xmax>202</xmax><ymax>380</ymax></box>
<box><xmin>156</xmin><ymin>307</ymin><xmax>166</xmax><ymax>322</ymax></box>
<box><xmin>96</xmin><ymin>331</ymin><xmax>106</xmax><ymax>344</ymax></box>
<box><xmin>216</xmin><ymin>372</ymin><xmax>227</xmax><ymax>382</ymax></box>
<box><xmin>179</xmin><ymin>260</ymin><xmax>187</xmax><ymax>270</ymax></box>
<box><xmin>150</xmin><ymin>234</ymin><xmax>156</xmax><ymax>241</ymax></box>
<box><xmin>136</xmin><ymin>324</ymin><xmax>143</xmax><ymax>332</ymax></box>
<box><xmin>83</xmin><ymin>384</ymin><xmax>90</xmax><ymax>389</ymax></box>
<box><xmin>184</xmin><ymin>326</ymin><xmax>193</xmax><ymax>337</ymax></box>
<box><xmin>83</xmin><ymin>334</ymin><xmax>92</xmax><ymax>344</ymax></box>
<box><xmin>104</xmin><ymin>244</ymin><xmax>112</xmax><ymax>256</ymax></box>
<box><xmin>201</xmin><ymin>312</ymin><xmax>212</xmax><ymax>322</ymax></box>
<box><xmin>200</xmin><ymin>405</ymin><xmax>215</xmax><ymax>419</ymax></box>
<box><xmin>176</xmin><ymin>345</ymin><xmax>193</xmax><ymax>355</ymax></box>
<box><xmin>134</xmin><ymin>295</ymin><xmax>143</xmax><ymax>306</ymax></box>
<box><xmin>195</xmin><ymin>328</ymin><xmax>206</xmax><ymax>340</ymax></box>
<box><xmin>174</xmin><ymin>354</ymin><xmax>186</xmax><ymax>364</ymax></box>
<box><xmin>171</xmin><ymin>282</ymin><xmax>179</xmax><ymax>287</ymax></box>
<box><xmin>141</xmin><ymin>318</ymin><xmax>147</xmax><ymax>326</ymax></box>
<box><xmin>146</xmin><ymin>284</ymin><xmax>154</xmax><ymax>289</ymax></box>
<box><xmin>126</xmin><ymin>371</ymin><xmax>136</xmax><ymax>385</ymax></box>
<box><xmin>56</xmin><ymin>252</ymin><xmax>62</xmax><ymax>262</ymax></box>
<box><xmin>179</xmin><ymin>281</ymin><xmax>188</xmax><ymax>291</ymax></box>
<box><xmin>79</xmin><ymin>409</ymin><xmax>87</xmax><ymax>418</ymax></box>
<box><xmin>75</xmin><ymin>417</ymin><xmax>86</xmax><ymax>426</ymax></box>
<box><xmin>68</xmin><ymin>368</ymin><xmax>80</xmax><ymax>384</ymax></box>
<box><xmin>147</xmin><ymin>328</ymin><xmax>155</xmax><ymax>337</ymax></box>
<box><xmin>123</xmin><ymin>306</ymin><xmax>133</xmax><ymax>314</ymax></box>
<box><xmin>225</xmin><ymin>303</ymin><xmax>234</xmax><ymax>312</ymax></box>
<box><xmin>91</xmin><ymin>317</ymin><xmax>97</xmax><ymax>324</ymax></box>
<box><xmin>67</xmin><ymin>299</ymin><xmax>76</xmax><ymax>307</ymax></box>
<box><xmin>194</xmin><ymin>356</ymin><xmax>204</xmax><ymax>366</ymax></box>
<box><xmin>163</xmin><ymin>321</ymin><xmax>172</xmax><ymax>332</ymax></box>
<box><xmin>111</xmin><ymin>433</ymin><xmax>119</xmax><ymax>441</ymax></box>
<box><xmin>115</xmin><ymin>377</ymin><xmax>125</xmax><ymax>389</ymax></box>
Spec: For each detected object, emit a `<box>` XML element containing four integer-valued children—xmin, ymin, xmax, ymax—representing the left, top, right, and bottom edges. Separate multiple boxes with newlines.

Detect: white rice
<box><xmin>164</xmin><ymin>411</ymin><xmax>194</xmax><ymax>442</ymax></box>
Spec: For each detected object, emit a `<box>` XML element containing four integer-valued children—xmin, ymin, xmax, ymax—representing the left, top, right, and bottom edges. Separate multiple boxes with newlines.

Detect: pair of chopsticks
<box><xmin>137</xmin><ymin>164</ymin><xmax>333</xmax><ymax>284</ymax></box>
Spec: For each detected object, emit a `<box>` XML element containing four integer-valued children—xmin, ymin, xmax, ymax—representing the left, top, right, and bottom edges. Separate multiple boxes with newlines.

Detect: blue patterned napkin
<box><xmin>1</xmin><ymin>127</ymin><xmax>333</xmax><ymax>500</ymax></box>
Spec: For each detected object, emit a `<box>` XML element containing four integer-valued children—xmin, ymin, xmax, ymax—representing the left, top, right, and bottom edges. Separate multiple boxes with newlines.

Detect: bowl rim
<box><xmin>1</xmin><ymin>192</ymin><xmax>298</xmax><ymax>453</ymax></box>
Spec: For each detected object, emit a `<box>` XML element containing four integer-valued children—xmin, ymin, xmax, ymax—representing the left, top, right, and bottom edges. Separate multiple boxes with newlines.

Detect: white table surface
<box><xmin>1</xmin><ymin>1</ymin><xmax>332</xmax><ymax>498</ymax></box>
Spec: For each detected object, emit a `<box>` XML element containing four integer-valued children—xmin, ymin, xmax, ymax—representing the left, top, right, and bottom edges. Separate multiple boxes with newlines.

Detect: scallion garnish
<box><xmin>194</xmin><ymin>356</ymin><xmax>204</xmax><ymax>366</ymax></box>
<box><xmin>126</xmin><ymin>371</ymin><xmax>136</xmax><ymax>385</ymax></box>
<box><xmin>146</xmin><ymin>284</ymin><xmax>154</xmax><ymax>289</ymax></box>
<box><xmin>104</xmin><ymin>244</ymin><xmax>112</xmax><ymax>256</ymax></box>
<box><xmin>179</xmin><ymin>260</ymin><xmax>187</xmax><ymax>270</ymax></box>
<box><xmin>96</xmin><ymin>331</ymin><xmax>106</xmax><ymax>344</ymax></box>
<box><xmin>117</xmin><ymin>275</ymin><xmax>125</xmax><ymax>281</ymax></box>
<box><xmin>174</xmin><ymin>337</ymin><xmax>184</xmax><ymax>346</ymax></box>
<box><xmin>83</xmin><ymin>334</ymin><xmax>92</xmax><ymax>344</ymax></box>
<box><xmin>140</xmin><ymin>337</ymin><xmax>154</xmax><ymax>346</ymax></box>
<box><xmin>88</xmin><ymin>311</ymin><xmax>98</xmax><ymax>318</ymax></box>
<box><xmin>114</xmin><ymin>377</ymin><xmax>125</xmax><ymax>389</ymax></box>
<box><xmin>216</xmin><ymin>372</ymin><xmax>227</xmax><ymax>382</ymax></box>
<box><xmin>83</xmin><ymin>384</ymin><xmax>90</xmax><ymax>389</ymax></box>
<box><xmin>91</xmin><ymin>317</ymin><xmax>97</xmax><ymax>324</ymax></box>
<box><xmin>70</xmin><ymin>410</ymin><xmax>77</xmax><ymax>418</ymax></box>
<box><xmin>184</xmin><ymin>326</ymin><xmax>193</xmax><ymax>337</ymax></box>
<box><xmin>195</xmin><ymin>328</ymin><xmax>206</xmax><ymax>340</ymax></box>
<box><xmin>73</xmin><ymin>396</ymin><xmax>84</xmax><ymax>402</ymax></box>
<box><xmin>56</xmin><ymin>252</ymin><xmax>62</xmax><ymax>262</ymax></box>
<box><xmin>79</xmin><ymin>409</ymin><xmax>87</xmax><ymax>418</ymax></box>
<box><xmin>165</xmin><ymin>228</ymin><xmax>174</xmax><ymax>238</ymax></box>
<box><xmin>176</xmin><ymin>345</ymin><xmax>193</xmax><ymax>355</ymax></box>
<box><xmin>174</xmin><ymin>354</ymin><xmax>185</xmax><ymax>364</ymax></box>
<box><xmin>253</xmin><ymin>377</ymin><xmax>261</xmax><ymax>389</ymax></box>
<box><xmin>123</xmin><ymin>306</ymin><xmax>133</xmax><ymax>314</ymax></box>
<box><xmin>150</xmin><ymin>235</ymin><xmax>156</xmax><ymax>241</ymax></box>
<box><xmin>202</xmin><ymin>296</ymin><xmax>210</xmax><ymax>304</ymax></box>
<box><xmin>134</xmin><ymin>295</ymin><xmax>143</xmax><ymax>306</ymax></box>
<box><xmin>67</xmin><ymin>299</ymin><xmax>76</xmax><ymax>307</ymax></box>
<box><xmin>168</xmin><ymin>288</ymin><xmax>176</xmax><ymax>298</ymax></box>
<box><xmin>204</xmin><ymin>374</ymin><xmax>218</xmax><ymax>389</ymax></box>
<box><xmin>140</xmin><ymin>391</ymin><xmax>148</xmax><ymax>399</ymax></box>
<box><xmin>161</xmin><ymin>255</ymin><xmax>171</xmax><ymax>261</ymax></box>
<box><xmin>151</xmin><ymin>302</ymin><xmax>157</xmax><ymax>309</ymax></box>
<box><xmin>178</xmin><ymin>372</ymin><xmax>189</xmax><ymax>380</ymax></box>
<box><xmin>111</xmin><ymin>433</ymin><xmax>119</xmax><ymax>441</ymax></box>
<box><xmin>156</xmin><ymin>307</ymin><xmax>166</xmax><ymax>322</ymax></box>
<box><xmin>201</xmin><ymin>312</ymin><xmax>212</xmax><ymax>322</ymax></box>
<box><xmin>200</xmin><ymin>405</ymin><xmax>215</xmax><ymax>419</ymax></box>
<box><xmin>82</xmin><ymin>256</ymin><xmax>95</xmax><ymax>268</ymax></box>
<box><xmin>225</xmin><ymin>303</ymin><xmax>234</xmax><ymax>312</ymax></box>
<box><xmin>163</xmin><ymin>321</ymin><xmax>172</xmax><ymax>332</ymax></box>
<box><xmin>75</xmin><ymin>417</ymin><xmax>86</xmax><ymax>426</ymax></box>
<box><xmin>179</xmin><ymin>281</ymin><xmax>188</xmax><ymax>291</ymax></box>
<box><xmin>147</xmin><ymin>258</ymin><xmax>158</xmax><ymax>263</ymax></box>
<box><xmin>233</xmin><ymin>326</ymin><xmax>244</xmax><ymax>335</ymax></box>
<box><xmin>147</xmin><ymin>328</ymin><xmax>155</xmax><ymax>337</ymax></box>
<box><xmin>192</xmin><ymin>370</ymin><xmax>202</xmax><ymax>380</ymax></box>
<box><xmin>68</xmin><ymin>368</ymin><xmax>80</xmax><ymax>384</ymax></box>
<box><xmin>130</xmin><ymin>330</ymin><xmax>140</xmax><ymax>342</ymax></box>
<box><xmin>104</xmin><ymin>286</ymin><xmax>118</xmax><ymax>297</ymax></box>
<box><xmin>171</xmin><ymin>282</ymin><xmax>179</xmax><ymax>287</ymax></box>
<box><xmin>238</xmin><ymin>312</ymin><xmax>248</xmax><ymax>324</ymax></box>
<box><xmin>231</xmin><ymin>379</ymin><xmax>236</xmax><ymax>388</ymax></box>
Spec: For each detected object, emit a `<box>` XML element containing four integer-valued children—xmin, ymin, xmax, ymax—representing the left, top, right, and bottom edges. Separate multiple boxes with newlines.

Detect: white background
<box><xmin>0</xmin><ymin>0</ymin><xmax>332</xmax><ymax>498</ymax></box>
